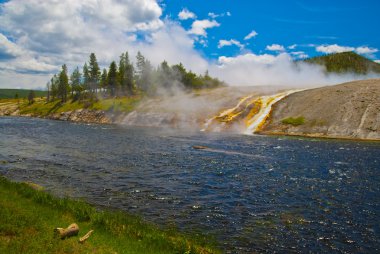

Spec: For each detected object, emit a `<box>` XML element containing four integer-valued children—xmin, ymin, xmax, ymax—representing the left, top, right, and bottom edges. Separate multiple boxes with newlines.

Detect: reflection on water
<box><xmin>0</xmin><ymin>117</ymin><xmax>379</xmax><ymax>253</ymax></box>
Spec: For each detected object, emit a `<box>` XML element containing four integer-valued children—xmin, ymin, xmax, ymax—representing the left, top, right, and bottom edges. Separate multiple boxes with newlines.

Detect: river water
<box><xmin>0</xmin><ymin>117</ymin><xmax>379</xmax><ymax>253</ymax></box>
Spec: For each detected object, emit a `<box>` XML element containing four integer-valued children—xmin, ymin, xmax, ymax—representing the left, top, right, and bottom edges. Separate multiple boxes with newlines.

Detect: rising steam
<box><xmin>208</xmin><ymin>53</ymin><xmax>379</xmax><ymax>88</ymax></box>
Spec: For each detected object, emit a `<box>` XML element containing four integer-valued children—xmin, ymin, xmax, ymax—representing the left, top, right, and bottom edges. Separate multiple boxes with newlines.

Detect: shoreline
<box><xmin>0</xmin><ymin>176</ymin><xmax>219</xmax><ymax>254</ymax></box>
<box><xmin>258</xmin><ymin>130</ymin><xmax>380</xmax><ymax>142</ymax></box>
<box><xmin>1</xmin><ymin>112</ymin><xmax>379</xmax><ymax>142</ymax></box>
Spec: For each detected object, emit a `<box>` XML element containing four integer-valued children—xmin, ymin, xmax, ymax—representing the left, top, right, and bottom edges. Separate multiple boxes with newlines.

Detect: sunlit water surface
<box><xmin>0</xmin><ymin>117</ymin><xmax>379</xmax><ymax>253</ymax></box>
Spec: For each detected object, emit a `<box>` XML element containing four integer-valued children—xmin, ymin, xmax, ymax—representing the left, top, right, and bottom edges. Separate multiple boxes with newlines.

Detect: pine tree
<box><xmin>108</xmin><ymin>61</ymin><xmax>118</xmax><ymax>97</ymax></box>
<box><xmin>100</xmin><ymin>68</ymin><xmax>108</xmax><ymax>92</ymax></box>
<box><xmin>28</xmin><ymin>90</ymin><xmax>35</xmax><ymax>104</ymax></box>
<box><xmin>124</xmin><ymin>51</ymin><xmax>135</xmax><ymax>95</ymax></box>
<box><xmin>70</xmin><ymin>67</ymin><xmax>82</xmax><ymax>98</ymax></box>
<box><xmin>46</xmin><ymin>82</ymin><xmax>50</xmax><ymax>102</ymax></box>
<box><xmin>50</xmin><ymin>76</ymin><xmax>58</xmax><ymax>100</ymax></box>
<box><xmin>58</xmin><ymin>64</ymin><xmax>69</xmax><ymax>102</ymax></box>
<box><xmin>83</xmin><ymin>63</ymin><xmax>90</xmax><ymax>92</ymax></box>
<box><xmin>88</xmin><ymin>53</ymin><xmax>100</xmax><ymax>94</ymax></box>
<box><xmin>118</xmin><ymin>53</ymin><xmax>126</xmax><ymax>95</ymax></box>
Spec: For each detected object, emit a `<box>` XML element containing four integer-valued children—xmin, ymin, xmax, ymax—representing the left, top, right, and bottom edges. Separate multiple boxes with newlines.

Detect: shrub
<box><xmin>281</xmin><ymin>116</ymin><xmax>305</xmax><ymax>126</ymax></box>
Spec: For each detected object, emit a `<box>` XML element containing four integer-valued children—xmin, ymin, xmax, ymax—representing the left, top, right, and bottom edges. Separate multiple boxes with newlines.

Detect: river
<box><xmin>0</xmin><ymin>117</ymin><xmax>379</xmax><ymax>253</ymax></box>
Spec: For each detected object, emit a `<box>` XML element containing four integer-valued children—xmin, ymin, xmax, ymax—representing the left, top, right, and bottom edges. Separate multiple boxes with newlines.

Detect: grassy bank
<box><xmin>0</xmin><ymin>96</ymin><xmax>142</xmax><ymax>117</ymax></box>
<box><xmin>0</xmin><ymin>176</ymin><xmax>219</xmax><ymax>254</ymax></box>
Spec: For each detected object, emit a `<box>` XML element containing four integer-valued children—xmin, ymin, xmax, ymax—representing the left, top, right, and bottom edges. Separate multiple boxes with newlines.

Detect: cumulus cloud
<box><xmin>288</xmin><ymin>44</ymin><xmax>297</xmax><ymax>49</ymax></box>
<box><xmin>266</xmin><ymin>44</ymin><xmax>286</xmax><ymax>52</ymax></box>
<box><xmin>244</xmin><ymin>30</ymin><xmax>258</xmax><ymax>40</ymax></box>
<box><xmin>0</xmin><ymin>33</ymin><xmax>25</xmax><ymax>59</ymax></box>
<box><xmin>178</xmin><ymin>8</ymin><xmax>196</xmax><ymax>20</ymax></box>
<box><xmin>218</xmin><ymin>39</ymin><xmax>244</xmax><ymax>49</ymax></box>
<box><xmin>316</xmin><ymin>44</ymin><xmax>355</xmax><ymax>54</ymax></box>
<box><xmin>0</xmin><ymin>0</ymin><xmax>211</xmax><ymax>88</ymax></box>
<box><xmin>188</xmin><ymin>19</ymin><xmax>220</xmax><ymax>37</ymax></box>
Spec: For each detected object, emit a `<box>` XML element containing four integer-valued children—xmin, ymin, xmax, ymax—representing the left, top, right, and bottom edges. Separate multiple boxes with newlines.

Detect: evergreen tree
<box><xmin>70</xmin><ymin>67</ymin><xmax>82</xmax><ymax>97</ymax></box>
<box><xmin>88</xmin><ymin>53</ymin><xmax>100</xmax><ymax>94</ymax></box>
<box><xmin>58</xmin><ymin>64</ymin><xmax>69</xmax><ymax>102</ymax></box>
<box><xmin>83</xmin><ymin>62</ymin><xmax>90</xmax><ymax>92</ymax></box>
<box><xmin>50</xmin><ymin>76</ymin><xmax>58</xmax><ymax>100</ymax></box>
<box><xmin>136</xmin><ymin>52</ymin><xmax>154</xmax><ymax>94</ymax></box>
<box><xmin>118</xmin><ymin>53</ymin><xmax>126</xmax><ymax>95</ymax></box>
<box><xmin>108</xmin><ymin>61</ymin><xmax>118</xmax><ymax>96</ymax></box>
<box><xmin>124</xmin><ymin>51</ymin><xmax>134</xmax><ymax>95</ymax></box>
<box><xmin>46</xmin><ymin>82</ymin><xmax>50</xmax><ymax>102</ymax></box>
<box><xmin>100</xmin><ymin>68</ymin><xmax>108</xmax><ymax>92</ymax></box>
<box><xmin>27</xmin><ymin>90</ymin><xmax>35</xmax><ymax>104</ymax></box>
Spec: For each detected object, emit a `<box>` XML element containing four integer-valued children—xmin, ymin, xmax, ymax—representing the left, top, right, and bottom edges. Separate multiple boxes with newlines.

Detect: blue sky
<box><xmin>163</xmin><ymin>0</ymin><xmax>379</xmax><ymax>60</ymax></box>
<box><xmin>0</xmin><ymin>0</ymin><xmax>379</xmax><ymax>88</ymax></box>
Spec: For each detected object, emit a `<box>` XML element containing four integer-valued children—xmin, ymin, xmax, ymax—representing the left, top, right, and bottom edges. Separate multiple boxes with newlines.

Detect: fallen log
<box><xmin>54</xmin><ymin>223</ymin><xmax>79</xmax><ymax>239</ymax></box>
<box><xmin>192</xmin><ymin>145</ymin><xmax>208</xmax><ymax>150</ymax></box>
<box><xmin>79</xmin><ymin>230</ymin><xmax>94</xmax><ymax>243</ymax></box>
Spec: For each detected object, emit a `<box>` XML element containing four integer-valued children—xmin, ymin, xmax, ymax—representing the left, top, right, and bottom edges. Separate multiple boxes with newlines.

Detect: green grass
<box><xmin>91</xmin><ymin>96</ymin><xmax>141</xmax><ymax>112</ymax></box>
<box><xmin>0</xmin><ymin>176</ymin><xmax>219</xmax><ymax>254</ymax></box>
<box><xmin>6</xmin><ymin>95</ymin><xmax>142</xmax><ymax>117</ymax></box>
<box><xmin>281</xmin><ymin>116</ymin><xmax>305</xmax><ymax>126</ymax></box>
<box><xmin>0</xmin><ymin>89</ymin><xmax>47</xmax><ymax>99</ymax></box>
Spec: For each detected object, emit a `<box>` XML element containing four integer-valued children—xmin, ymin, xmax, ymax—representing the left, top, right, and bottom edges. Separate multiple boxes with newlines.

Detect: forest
<box><xmin>47</xmin><ymin>52</ymin><xmax>224</xmax><ymax>103</ymax></box>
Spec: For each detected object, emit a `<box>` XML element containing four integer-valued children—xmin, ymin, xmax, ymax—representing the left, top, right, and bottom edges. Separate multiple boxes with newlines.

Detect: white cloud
<box><xmin>288</xmin><ymin>44</ymin><xmax>297</xmax><ymax>49</ymax></box>
<box><xmin>178</xmin><ymin>8</ymin><xmax>196</xmax><ymax>20</ymax></box>
<box><xmin>375</xmin><ymin>60</ymin><xmax>380</xmax><ymax>64</ymax></box>
<box><xmin>0</xmin><ymin>33</ymin><xmax>25</xmax><ymax>58</ymax></box>
<box><xmin>208</xmin><ymin>12</ymin><xmax>218</xmax><ymax>19</ymax></box>
<box><xmin>355</xmin><ymin>46</ymin><xmax>378</xmax><ymax>55</ymax></box>
<box><xmin>0</xmin><ymin>0</ymin><xmax>212</xmax><ymax>88</ymax></box>
<box><xmin>316</xmin><ymin>44</ymin><xmax>355</xmax><ymax>54</ymax></box>
<box><xmin>266</xmin><ymin>44</ymin><xmax>285</xmax><ymax>52</ymax></box>
<box><xmin>290</xmin><ymin>51</ymin><xmax>309</xmax><ymax>59</ymax></box>
<box><xmin>218</xmin><ymin>39</ymin><xmax>244</xmax><ymax>49</ymax></box>
<box><xmin>316</xmin><ymin>44</ymin><xmax>379</xmax><ymax>58</ymax></box>
<box><xmin>244</xmin><ymin>30</ymin><xmax>258</xmax><ymax>40</ymax></box>
<box><xmin>208</xmin><ymin>12</ymin><xmax>231</xmax><ymax>19</ymax></box>
<box><xmin>188</xmin><ymin>19</ymin><xmax>220</xmax><ymax>37</ymax></box>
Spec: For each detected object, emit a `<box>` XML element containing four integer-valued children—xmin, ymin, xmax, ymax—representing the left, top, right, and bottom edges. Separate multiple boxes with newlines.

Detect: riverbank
<box><xmin>0</xmin><ymin>176</ymin><xmax>219</xmax><ymax>254</ymax></box>
<box><xmin>0</xmin><ymin>96</ymin><xmax>142</xmax><ymax>124</ymax></box>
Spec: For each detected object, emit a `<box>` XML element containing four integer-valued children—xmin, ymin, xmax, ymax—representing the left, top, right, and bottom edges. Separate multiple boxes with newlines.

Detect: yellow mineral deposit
<box><xmin>203</xmin><ymin>89</ymin><xmax>303</xmax><ymax>134</ymax></box>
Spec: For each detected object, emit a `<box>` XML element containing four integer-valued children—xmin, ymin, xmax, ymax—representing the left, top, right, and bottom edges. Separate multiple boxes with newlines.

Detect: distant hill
<box><xmin>303</xmin><ymin>51</ymin><xmax>380</xmax><ymax>74</ymax></box>
<box><xmin>0</xmin><ymin>89</ymin><xmax>47</xmax><ymax>99</ymax></box>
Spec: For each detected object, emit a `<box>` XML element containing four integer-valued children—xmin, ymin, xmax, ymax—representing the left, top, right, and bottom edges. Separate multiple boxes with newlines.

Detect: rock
<box><xmin>262</xmin><ymin>79</ymin><xmax>380</xmax><ymax>140</ymax></box>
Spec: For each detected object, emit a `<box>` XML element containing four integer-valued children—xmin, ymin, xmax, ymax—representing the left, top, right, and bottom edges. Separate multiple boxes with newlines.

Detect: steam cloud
<box><xmin>208</xmin><ymin>53</ymin><xmax>380</xmax><ymax>88</ymax></box>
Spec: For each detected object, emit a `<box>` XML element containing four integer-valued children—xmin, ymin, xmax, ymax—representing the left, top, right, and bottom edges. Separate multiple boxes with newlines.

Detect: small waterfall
<box><xmin>202</xmin><ymin>89</ymin><xmax>302</xmax><ymax>134</ymax></box>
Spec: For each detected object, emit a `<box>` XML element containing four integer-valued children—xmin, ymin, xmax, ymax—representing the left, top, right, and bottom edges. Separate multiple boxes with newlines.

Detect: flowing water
<box><xmin>1</xmin><ymin>117</ymin><xmax>379</xmax><ymax>253</ymax></box>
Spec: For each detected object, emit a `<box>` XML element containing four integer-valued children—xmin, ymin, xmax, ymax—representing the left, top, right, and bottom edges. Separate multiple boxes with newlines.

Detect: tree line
<box><xmin>47</xmin><ymin>52</ymin><xmax>224</xmax><ymax>103</ymax></box>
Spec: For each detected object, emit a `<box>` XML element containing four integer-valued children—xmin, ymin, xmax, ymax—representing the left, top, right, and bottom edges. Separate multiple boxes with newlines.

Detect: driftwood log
<box><xmin>79</xmin><ymin>230</ymin><xmax>94</xmax><ymax>243</ymax></box>
<box><xmin>54</xmin><ymin>223</ymin><xmax>79</xmax><ymax>239</ymax></box>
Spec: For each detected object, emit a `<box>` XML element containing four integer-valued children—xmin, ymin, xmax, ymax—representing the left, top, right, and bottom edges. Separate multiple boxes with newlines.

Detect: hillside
<box><xmin>0</xmin><ymin>89</ymin><xmax>47</xmax><ymax>99</ymax></box>
<box><xmin>262</xmin><ymin>79</ymin><xmax>380</xmax><ymax>140</ymax></box>
<box><xmin>303</xmin><ymin>52</ymin><xmax>380</xmax><ymax>74</ymax></box>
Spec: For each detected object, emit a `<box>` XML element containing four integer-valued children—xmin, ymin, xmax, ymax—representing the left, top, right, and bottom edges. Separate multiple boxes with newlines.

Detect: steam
<box><xmin>208</xmin><ymin>53</ymin><xmax>380</xmax><ymax>88</ymax></box>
